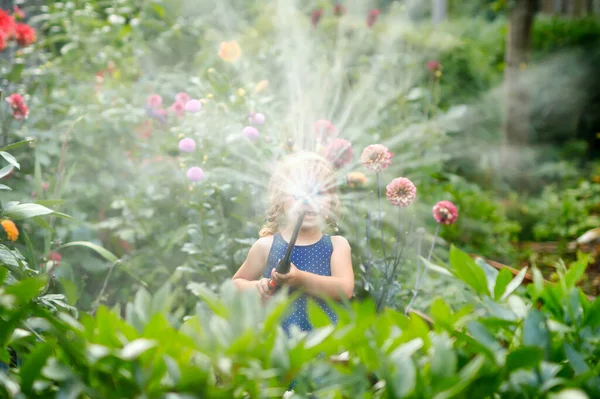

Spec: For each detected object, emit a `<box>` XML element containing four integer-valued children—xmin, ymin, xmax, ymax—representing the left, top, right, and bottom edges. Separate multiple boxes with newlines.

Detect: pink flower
<box><xmin>48</xmin><ymin>251</ymin><xmax>61</xmax><ymax>263</ymax></box>
<box><xmin>185</xmin><ymin>99</ymin><xmax>202</xmax><ymax>113</ymax></box>
<box><xmin>367</xmin><ymin>9</ymin><xmax>380</xmax><ymax>28</ymax></box>
<box><xmin>314</xmin><ymin>119</ymin><xmax>338</xmax><ymax>144</ymax></box>
<box><xmin>171</xmin><ymin>101</ymin><xmax>185</xmax><ymax>117</ymax></box>
<box><xmin>248</xmin><ymin>112</ymin><xmax>265</xmax><ymax>125</ymax></box>
<box><xmin>175</xmin><ymin>92</ymin><xmax>191</xmax><ymax>104</ymax></box>
<box><xmin>325</xmin><ymin>138</ymin><xmax>353</xmax><ymax>169</ymax></box>
<box><xmin>13</xmin><ymin>6</ymin><xmax>25</xmax><ymax>20</ymax></box>
<box><xmin>334</xmin><ymin>4</ymin><xmax>347</xmax><ymax>16</ymax></box>
<box><xmin>264</xmin><ymin>135</ymin><xmax>272</xmax><ymax>143</ymax></box>
<box><xmin>360</xmin><ymin>144</ymin><xmax>393</xmax><ymax>172</ymax></box>
<box><xmin>427</xmin><ymin>60</ymin><xmax>441</xmax><ymax>72</ymax></box>
<box><xmin>311</xmin><ymin>9</ymin><xmax>323</xmax><ymax>27</ymax></box>
<box><xmin>433</xmin><ymin>200</ymin><xmax>458</xmax><ymax>225</ymax></box>
<box><xmin>386</xmin><ymin>177</ymin><xmax>416</xmax><ymax>207</ymax></box>
<box><xmin>187</xmin><ymin>166</ymin><xmax>204</xmax><ymax>182</ymax></box>
<box><xmin>178</xmin><ymin>138</ymin><xmax>196</xmax><ymax>152</ymax></box>
<box><xmin>5</xmin><ymin>93</ymin><xmax>29</xmax><ymax>120</ymax></box>
<box><xmin>242</xmin><ymin>126</ymin><xmax>259</xmax><ymax>140</ymax></box>
<box><xmin>147</xmin><ymin>94</ymin><xmax>162</xmax><ymax>108</ymax></box>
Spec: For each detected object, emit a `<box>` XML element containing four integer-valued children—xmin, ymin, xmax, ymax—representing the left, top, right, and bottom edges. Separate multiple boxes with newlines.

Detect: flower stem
<box><xmin>376</xmin><ymin>173</ymin><xmax>388</xmax><ymax>276</ymax></box>
<box><xmin>405</xmin><ymin>224</ymin><xmax>439</xmax><ymax>314</ymax></box>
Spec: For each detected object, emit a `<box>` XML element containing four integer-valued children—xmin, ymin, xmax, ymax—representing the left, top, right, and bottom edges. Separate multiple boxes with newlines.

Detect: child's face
<box><xmin>281</xmin><ymin>182</ymin><xmax>331</xmax><ymax>229</ymax></box>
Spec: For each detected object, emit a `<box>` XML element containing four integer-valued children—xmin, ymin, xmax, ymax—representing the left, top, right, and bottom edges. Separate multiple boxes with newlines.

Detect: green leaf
<box><xmin>500</xmin><ymin>267</ymin><xmax>528</xmax><ymax>300</ymax></box>
<box><xmin>307</xmin><ymin>299</ymin><xmax>333</xmax><ymax>329</ymax></box>
<box><xmin>523</xmin><ymin>309</ymin><xmax>551</xmax><ymax>358</ymax></box>
<box><xmin>494</xmin><ymin>268</ymin><xmax>513</xmax><ymax>300</ymax></box>
<box><xmin>0</xmin><ymin>164</ymin><xmax>14</xmax><ymax>179</ymax></box>
<box><xmin>449</xmin><ymin>245</ymin><xmax>490</xmax><ymax>296</ymax></box>
<box><xmin>151</xmin><ymin>281</ymin><xmax>172</xmax><ymax>315</ymax></box>
<box><xmin>433</xmin><ymin>355</ymin><xmax>486</xmax><ymax>399</ymax></box>
<box><xmin>0</xmin><ymin>151</ymin><xmax>19</xmax><ymax>169</ymax></box>
<box><xmin>532</xmin><ymin>267</ymin><xmax>545</xmax><ymax>298</ymax></box>
<box><xmin>564</xmin><ymin>344</ymin><xmax>589</xmax><ymax>375</ymax></box>
<box><xmin>2</xmin><ymin>202</ymin><xmax>63</xmax><ymax>221</ymax></box>
<box><xmin>0</xmin><ymin>139</ymin><xmax>34</xmax><ymax>152</ymax></box>
<box><xmin>58</xmin><ymin>241</ymin><xmax>118</xmax><ymax>263</ymax></box>
<box><xmin>565</xmin><ymin>257</ymin><xmax>589</xmax><ymax>289</ymax></box>
<box><xmin>0</xmin><ymin>184</ymin><xmax>11</xmax><ymax>191</ymax></box>
<box><xmin>20</xmin><ymin>343</ymin><xmax>54</xmax><ymax>394</ymax></box>
<box><xmin>582</xmin><ymin>297</ymin><xmax>600</xmax><ymax>328</ymax></box>
<box><xmin>506</xmin><ymin>346</ymin><xmax>544</xmax><ymax>372</ymax></box>
<box><xmin>119</xmin><ymin>339</ymin><xmax>157</xmax><ymax>360</ymax></box>
<box><xmin>430</xmin><ymin>333</ymin><xmax>457</xmax><ymax>381</ymax></box>
<box><xmin>6</xmin><ymin>63</ymin><xmax>25</xmax><ymax>83</ymax></box>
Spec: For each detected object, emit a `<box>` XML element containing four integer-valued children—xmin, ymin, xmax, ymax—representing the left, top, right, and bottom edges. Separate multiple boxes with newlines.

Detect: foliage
<box><xmin>2</xmin><ymin>244</ymin><xmax>599</xmax><ymax>398</ymax></box>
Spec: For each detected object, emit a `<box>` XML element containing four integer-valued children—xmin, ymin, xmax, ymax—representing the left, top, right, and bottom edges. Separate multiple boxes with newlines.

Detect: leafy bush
<box><xmin>2</xmin><ymin>244</ymin><xmax>598</xmax><ymax>398</ymax></box>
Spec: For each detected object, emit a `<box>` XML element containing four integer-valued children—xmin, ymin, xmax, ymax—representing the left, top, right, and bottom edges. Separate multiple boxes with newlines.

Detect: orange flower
<box><xmin>218</xmin><ymin>41</ymin><xmax>241</xmax><ymax>62</ymax></box>
<box><xmin>1</xmin><ymin>220</ymin><xmax>19</xmax><ymax>241</ymax></box>
<box><xmin>254</xmin><ymin>80</ymin><xmax>269</xmax><ymax>93</ymax></box>
<box><xmin>347</xmin><ymin>172</ymin><xmax>368</xmax><ymax>189</ymax></box>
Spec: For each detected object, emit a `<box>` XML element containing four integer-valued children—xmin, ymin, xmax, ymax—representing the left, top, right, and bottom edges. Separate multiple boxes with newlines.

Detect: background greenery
<box><xmin>1</xmin><ymin>0</ymin><xmax>599</xmax><ymax>397</ymax></box>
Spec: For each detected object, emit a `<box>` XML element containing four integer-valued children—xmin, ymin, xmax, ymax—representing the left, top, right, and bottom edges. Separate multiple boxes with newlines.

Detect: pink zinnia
<box><xmin>311</xmin><ymin>9</ymin><xmax>323</xmax><ymax>27</ymax></box>
<box><xmin>242</xmin><ymin>126</ymin><xmax>259</xmax><ymax>140</ymax></box>
<box><xmin>360</xmin><ymin>144</ymin><xmax>393</xmax><ymax>172</ymax></box>
<box><xmin>326</xmin><ymin>138</ymin><xmax>353</xmax><ymax>169</ymax></box>
<box><xmin>386</xmin><ymin>177</ymin><xmax>416</xmax><ymax>207</ymax></box>
<box><xmin>433</xmin><ymin>200</ymin><xmax>458</xmax><ymax>225</ymax></box>
<box><xmin>178</xmin><ymin>138</ymin><xmax>196</xmax><ymax>152</ymax></box>
<box><xmin>185</xmin><ymin>99</ymin><xmax>202</xmax><ymax>113</ymax></box>
<box><xmin>314</xmin><ymin>119</ymin><xmax>338</xmax><ymax>144</ymax></box>
<box><xmin>171</xmin><ymin>101</ymin><xmax>185</xmax><ymax>117</ymax></box>
<box><xmin>187</xmin><ymin>166</ymin><xmax>204</xmax><ymax>182</ymax></box>
<box><xmin>175</xmin><ymin>92</ymin><xmax>191</xmax><ymax>104</ymax></box>
<box><xmin>248</xmin><ymin>112</ymin><xmax>265</xmax><ymax>125</ymax></box>
<box><xmin>427</xmin><ymin>60</ymin><xmax>441</xmax><ymax>72</ymax></box>
<box><xmin>367</xmin><ymin>9</ymin><xmax>380</xmax><ymax>28</ymax></box>
<box><xmin>147</xmin><ymin>94</ymin><xmax>162</xmax><ymax>108</ymax></box>
<box><xmin>5</xmin><ymin>93</ymin><xmax>29</xmax><ymax>120</ymax></box>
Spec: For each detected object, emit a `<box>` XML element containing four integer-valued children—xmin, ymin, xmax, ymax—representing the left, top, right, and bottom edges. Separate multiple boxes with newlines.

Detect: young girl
<box><xmin>232</xmin><ymin>151</ymin><xmax>354</xmax><ymax>334</ymax></box>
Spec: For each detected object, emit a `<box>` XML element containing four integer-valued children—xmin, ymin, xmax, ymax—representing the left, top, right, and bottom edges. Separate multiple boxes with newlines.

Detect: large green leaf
<box><xmin>493</xmin><ymin>268</ymin><xmax>513</xmax><ymax>300</ymax></box>
<box><xmin>0</xmin><ymin>152</ymin><xmax>19</xmax><ymax>169</ymax></box>
<box><xmin>0</xmin><ymin>139</ymin><xmax>34</xmax><ymax>152</ymax></box>
<box><xmin>58</xmin><ymin>241</ymin><xmax>118</xmax><ymax>263</ymax></box>
<box><xmin>523</xmin><ymin>310</ymin><xmax>551</xmax><ymax>358</ymax></box>
<box><xmin>582</xmin><ymin>297</ymin><xmax>600</xmax><ymax>328</ymax></box>
<box><xmin>500</xmin><ymin>267</ymin><xmax>528</xmax><ymax>301</ymax></box>
<box><xmin>449</xmin><ymin>246</ymin><xmax>489</xmax><ymax>296</ymax></box>
<box><xmin>564</xmin><ymin>256</ymin><xmax>589</xmax><ymax>289</ymax></box>
<box><xmin>506</xmin><ymin>346</ymin><xmax>544</xmax><ymax>372</ymax></box>
<box><xmin>2</xmin><ymin>202</ymin><xmax>72</xmax><ymax>221</ymax></box>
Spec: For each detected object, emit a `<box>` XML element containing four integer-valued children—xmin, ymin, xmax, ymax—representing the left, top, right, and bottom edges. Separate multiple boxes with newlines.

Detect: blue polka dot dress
<box><xmin>264</xmin><ymin>233</ymin><xmax>338</xmax><ymax>335</ymax></box>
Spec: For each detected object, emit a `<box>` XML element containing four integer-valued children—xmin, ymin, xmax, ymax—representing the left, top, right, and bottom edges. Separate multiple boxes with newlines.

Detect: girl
<box><xmin>232</xmin><ymin>151</ymin><xmax>354</xmax><ymax>334</ymax></box>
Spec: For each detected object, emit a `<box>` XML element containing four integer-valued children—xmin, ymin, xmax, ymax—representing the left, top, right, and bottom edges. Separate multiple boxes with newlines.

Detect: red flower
<box><xmin>0</xmin><ymin>10</ymin><xmax>16</xmax><ymax>39</ymax></box>
<box><xmin>15</xmin><ymin>23</ymin><xmax>35</xmax><ymax>46</ymax></box>
<box><xmin>367</xmin><ymin>9</ymin><xmax>380</xmax><ymax>28</ymax></box>
<box><xmin>48</xmin><ymin>251</ymin><xmax>62</xmax><ymax>263</ymax></box>
<box><xmin>311</xmin><ymin>9</ymin><xmax>323</xmax><ymax>27</ymax></box>
<box><xmin>314</xmin><ymin>119</ymin><xmax>338</xmax><ymax>144</ymax></box>
<box><xmin>432</xmin><ymin>200</ymin><xmax>458</xmax><ymax>225</ymax></box>
<box><xmin>12</xmin><ymin>6</ymin><xmax>25</xmax><ymax>21</ymax></box>
<box><xmin>334</xmin><ymin>4</ymin><xmax>347</xmax><ymax>16</ymax></box>
<box><xmin>5</xmin><ymin>93</ymin><xmax>29</xmax><ymax>120</ymax></box>
<box><xmin>427</xmin><ymin>60</ymin><xmax>441</xmax><ymax>72</ymax></box>
<box><xmin>0</xmin><ymin>34</ymin><xmax>6</xmax><ymax>52</ymax></box>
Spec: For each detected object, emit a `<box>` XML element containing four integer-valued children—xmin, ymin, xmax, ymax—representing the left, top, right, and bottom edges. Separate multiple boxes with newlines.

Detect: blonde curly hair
<box><xmin>259</xmin><ymin>151</ymin><xmax>341</xmax><ymax>237</ymax></box>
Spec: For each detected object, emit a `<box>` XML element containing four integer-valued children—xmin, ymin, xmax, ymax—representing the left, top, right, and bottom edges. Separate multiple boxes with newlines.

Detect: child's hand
<box><xmin>256</xmin><ymin>278</ymin><xmax>272</xmax><ymax>303</ymax></box>
<box><xmin>272</xmin><ymin>262</ymin><xmax>302</xmax><ymax>287</ymax></box>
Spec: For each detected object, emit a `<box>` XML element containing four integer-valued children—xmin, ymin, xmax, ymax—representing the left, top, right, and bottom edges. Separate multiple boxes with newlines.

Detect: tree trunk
<box><xmin>503</xmin><ymin>0</ymin><xmax>537</xmax><ymax>149</ymax></box>
<box><xmin>432</xmin><ymin>0</ymin><xmax>447</xmax><ymax>25</ymax></box>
